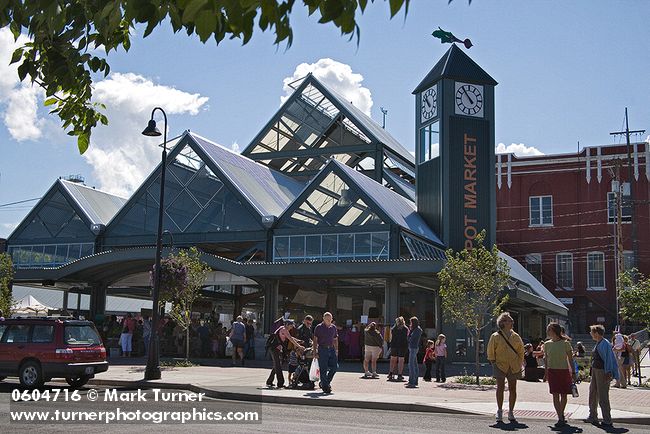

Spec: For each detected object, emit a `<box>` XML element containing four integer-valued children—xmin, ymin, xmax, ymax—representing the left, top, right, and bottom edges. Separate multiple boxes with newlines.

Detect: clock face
<box><xmin>420</xmin><ymin>85</ymin><xmax>437</xmax><ymax>123</ymax></box>
<box><xmin>455</xmin><ymin>82</ymin><xmax>484</xmax><ymax>117</ymax></box>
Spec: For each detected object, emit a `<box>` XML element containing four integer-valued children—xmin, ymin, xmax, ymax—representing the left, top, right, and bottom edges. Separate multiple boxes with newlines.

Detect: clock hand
<box><xmin>465</xmin><ymin>91</ymin><xmax>475</xmax><ymax>105</ymax></box>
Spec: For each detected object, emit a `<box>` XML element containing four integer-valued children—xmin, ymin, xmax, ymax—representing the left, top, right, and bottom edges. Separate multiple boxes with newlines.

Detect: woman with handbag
<box><xmin>543</xmin><ymin>322</ymin><xmax>577</xmax><ymax>428</ymax></box>
<box><xmin>487</xmin><ymin>312</ymin><xmax>525</xmax><ymax>424</ymax></box>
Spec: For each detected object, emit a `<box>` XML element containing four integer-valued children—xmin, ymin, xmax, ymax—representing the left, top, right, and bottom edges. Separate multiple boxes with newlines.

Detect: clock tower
<box><xmin>413</xmin><ymin>44</ymin><xmax>497</xmax><ymax>251</ymax></box>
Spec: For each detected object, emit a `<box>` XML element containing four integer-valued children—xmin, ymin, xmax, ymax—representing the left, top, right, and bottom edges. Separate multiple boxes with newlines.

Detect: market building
<box><xmin>3</xmin><ymin>46</ymin><xmax>567</xmax><ymax>360</ymax></box>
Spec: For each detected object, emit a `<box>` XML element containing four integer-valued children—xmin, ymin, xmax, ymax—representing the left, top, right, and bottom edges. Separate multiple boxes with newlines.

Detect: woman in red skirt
<box><xmin>543</xmin><ymin>323</ymin><xmax>577</xmax><ymax>427</ymax></box>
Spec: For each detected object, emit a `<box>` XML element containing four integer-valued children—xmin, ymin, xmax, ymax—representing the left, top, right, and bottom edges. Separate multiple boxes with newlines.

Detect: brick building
<box><xmin>496</xmin><ymin>141</ymin><xmax>650</xmax><ymax>334</ymax></box>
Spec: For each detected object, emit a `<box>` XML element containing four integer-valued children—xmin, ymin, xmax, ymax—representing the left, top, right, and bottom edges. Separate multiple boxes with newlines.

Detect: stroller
<box><xmin>288</xmin><ymin>347</ymin><xmax>316</xmax><ymax>390</ymax></box>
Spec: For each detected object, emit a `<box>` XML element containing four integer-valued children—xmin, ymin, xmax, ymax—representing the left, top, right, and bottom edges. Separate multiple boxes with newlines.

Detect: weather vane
<box><xmin>431</xmin><ymin>27</ymin><xmax>472</xmax><ymax>49</ymax></box>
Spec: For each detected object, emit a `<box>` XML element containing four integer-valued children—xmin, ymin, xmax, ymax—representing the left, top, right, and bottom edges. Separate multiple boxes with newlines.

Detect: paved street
<box><xmin>0</xmin><ymin>383</ymin><xmax>645</xmax><ymax>434</ymax></box>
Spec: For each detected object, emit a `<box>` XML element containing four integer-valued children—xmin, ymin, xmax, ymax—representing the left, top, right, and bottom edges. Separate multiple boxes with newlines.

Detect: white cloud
<box><xmin>231</xmin><ymin>141</ymin><xmax>240</xmax><ymax>153</ymax></box>
<box><xmin>0</xmin><ymin>28</ymin><xmax>45</xmax><ymax>141</ymax></box>
<box><xmin>84</xmin><ymin>72</ymin><xmax>209</xmax><ymax>197</ymax></box>
<box><xmin>496</xmin><ymin>142</ymin><xmax>544</xmax><ymax>156</ymax></box>
<box><xmin>282</xmin><ymin>58</ymin><xmax>373</xmax><ymax>116</ymax></box>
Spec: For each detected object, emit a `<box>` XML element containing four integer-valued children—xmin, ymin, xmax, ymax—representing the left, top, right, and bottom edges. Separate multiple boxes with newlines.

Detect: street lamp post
<box><xmin>141</xmin><ymin>107</ymin><xmax>167</xmax><ymax>380</ymax></box>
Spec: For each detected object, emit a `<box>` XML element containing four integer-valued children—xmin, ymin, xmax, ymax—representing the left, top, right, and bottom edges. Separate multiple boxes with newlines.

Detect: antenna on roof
<box><xmin>381</xmin><ymin>107</ymin><xmax>388</xmax><ymax>129</ymax></box>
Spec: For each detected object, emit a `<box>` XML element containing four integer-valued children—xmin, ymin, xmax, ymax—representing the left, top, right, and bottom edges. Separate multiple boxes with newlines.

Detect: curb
<box><xmin>86</xmin><ymin>378</ymin><xmax>650</xmax><ymax>425</ymax></box>
<box><xmin>87</xmin><ymin>378</ymin><xmax>473</xmax><ymax>416</ymax></box>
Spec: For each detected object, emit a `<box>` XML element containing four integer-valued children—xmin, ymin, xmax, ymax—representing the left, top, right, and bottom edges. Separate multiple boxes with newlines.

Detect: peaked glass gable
<box><xmin>246</xmin><ymin>80</ymin><xmax>371</xmax><ymax>175</ymax></box>
<box><xmin>106</xmin><ymin>145</ymin><xmax>263</xmax><ymax>238</ymax></box>
<box><xmin>286</xmin><ymin>171</ymin><xmax>385</xmax><ymax>228</ymax></box>
<box><xmin>12</xmin><ymin>190</ymin><xmax>94</xmax><ymax>242</ymax></box>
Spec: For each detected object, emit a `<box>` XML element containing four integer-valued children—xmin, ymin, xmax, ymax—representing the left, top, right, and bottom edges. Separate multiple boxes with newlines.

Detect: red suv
<box><xmin>0</xmin><ymin>317</ymin><xmax>108</xmax><ymax>388</ymax></box>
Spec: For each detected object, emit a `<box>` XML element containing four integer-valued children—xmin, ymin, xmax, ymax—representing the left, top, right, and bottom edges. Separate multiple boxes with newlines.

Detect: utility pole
<box><xmin>613</xmin><ymin>160</ymin><xmax>625</xmax><ymax>329</ymax></box>
<box><xmin>610</xmin><ymin>108</ymin><xmax>645</xmax><ymax>272</ymax></box>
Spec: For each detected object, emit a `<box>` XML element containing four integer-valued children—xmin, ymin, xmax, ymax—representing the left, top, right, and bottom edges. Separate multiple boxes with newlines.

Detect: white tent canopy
<box><xmin>13</xmin><ymin>295</ymin><xmax>54</xmax><ymax>316</ymax></box>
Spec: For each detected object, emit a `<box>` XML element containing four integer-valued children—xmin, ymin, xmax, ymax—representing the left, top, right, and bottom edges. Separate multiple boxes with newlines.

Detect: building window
<box><xmin>607</xmin><ymin>189</ymin><xmax>631</xmax><ymax>223</ymax></box>
<box><xmin>529</xmin><ymin>196</ymin><xmax>552</xmax><ymax>226</ymax></box>
<box><xmin>273</xmin><ymin>231</ymin><xmax>389</xmax><ymax>262</ymax></box>
<box><xmin>587</xmin><ymin>252</ymin><xmax>605</xmax><ymax>290</ymax></box>
<box><xmin>623</xmin><ymin>251</ymin><xmax>634</xmax><ymax>272</ymax></box>
<box><xmin>525</xmin><ymin>253</ymin><xmax>542</xmax><ymax>283</ymax></box>
<box><xmin>555</xmin><ymin>253</ymin><xmax>573</xmax><ymax>290</ymax></box>
<box><xmin>419</xmin><ymin>120</ymin><xmax>439</xmax><ymax>164</ymax></box>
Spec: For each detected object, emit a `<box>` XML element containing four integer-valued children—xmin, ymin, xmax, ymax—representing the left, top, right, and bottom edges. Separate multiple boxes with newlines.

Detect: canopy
<box><xmin>13</xmin><ymin>294</ymin><xmax>54</xmax><ymax>316</ymax></box>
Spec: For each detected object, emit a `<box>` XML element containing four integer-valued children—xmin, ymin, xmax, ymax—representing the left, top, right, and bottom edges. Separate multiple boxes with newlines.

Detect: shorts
<box><xmin>547</xmin><ymin>368</ymin><xmax>572</xmax><ymax>395</ymax></box>
<box><xmin>492</xmin><ymin>364</ymin><xmax>520</xmax><ymax>381</ymax></box>
<box><xmin>231</xmin><ymin>338</ymin><xmax>244</xmax><ymax>349</ymax></box>
<box><xmin>364</xmin><ymin>346</ymin><xmax>382</xmax><ymax>361</ymax></box>
<box><xmin>390</xmin><ymin>347</ymin><xmax>408</xmax><ymax>358</ymax></box>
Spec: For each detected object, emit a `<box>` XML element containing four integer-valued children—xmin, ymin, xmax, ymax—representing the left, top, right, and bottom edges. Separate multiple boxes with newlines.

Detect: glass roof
<box><xmin>288</xmin><ymin>171</ymin><xmax>384</xmax><ymax>227</ymax></box>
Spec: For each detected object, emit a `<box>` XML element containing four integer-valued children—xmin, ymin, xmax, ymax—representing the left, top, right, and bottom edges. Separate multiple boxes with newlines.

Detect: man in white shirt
<box><xmin>629</xmin><ymin>333</ymin><xmax>642</xmax><ymax>377</ymax></box>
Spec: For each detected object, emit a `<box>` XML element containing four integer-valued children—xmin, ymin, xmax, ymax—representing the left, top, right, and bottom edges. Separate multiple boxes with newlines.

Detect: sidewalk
<box><xmin>91</xmin><ymin>353</ymin><xmax>650</xmax><ymax>425</ymax></box>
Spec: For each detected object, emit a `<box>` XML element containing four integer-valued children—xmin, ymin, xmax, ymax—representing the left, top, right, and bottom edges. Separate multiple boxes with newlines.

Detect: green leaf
<box><xmin>195</xmin><ymin>10</ymin><xmax>216</xmax><ymax>43</ymax></box>
<box><xmin>77</xmin><ymin>132</ymin><xmax>90</xmax><ymax>154</ymax></box>
<box><xmin>389</xmin><ymin>0</ymin><xmax>404</xmax><ymax>17</ymax></box>
<box><xmin>182</xmin><ymin>0</ymin><xmax>209</xmax><ymax>24</ymax></box>
<box><xmin>10</xmin><ymin>48</ymin><xmax>23</xmax><ymax>65</ymax></box>
<box><xmin>44</xmin><ymin>97</ymin><xmax>58</xmax><ymax>107</ymax></box>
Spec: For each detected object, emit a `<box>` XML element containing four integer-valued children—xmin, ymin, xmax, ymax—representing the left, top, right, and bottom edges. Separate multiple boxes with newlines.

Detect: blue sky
<box><xmin>1</xmin><ymin>1</ymin><xmax>649</xmax><ymax>237</ymax></box>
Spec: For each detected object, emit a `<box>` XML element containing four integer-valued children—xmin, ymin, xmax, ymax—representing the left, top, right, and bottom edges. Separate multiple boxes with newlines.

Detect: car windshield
<box><xmin>64</xmin><ymin>325</ymin><xmax>101</xmax><ymax>346</ymax></box>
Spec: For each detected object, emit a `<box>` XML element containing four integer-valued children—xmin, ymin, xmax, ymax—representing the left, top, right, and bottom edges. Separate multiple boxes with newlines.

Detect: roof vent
<box><xmin>63</xmin><ymin>174</ymin><xmax>85</xmax><ymax>184</ymax></box>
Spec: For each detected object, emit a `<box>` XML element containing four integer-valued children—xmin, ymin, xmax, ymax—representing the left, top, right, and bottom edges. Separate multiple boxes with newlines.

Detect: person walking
<box><xmin>230</xmin><ymin>316</ymin><xmax>247</xmax><ymax>366</ymax></box>
<box><xmin>543</xmin><ymin>322</ymin><xmax>577</xmax><ymax>427</ymax></box>
<box><xmin>297</xmin><ymin>315</ymin><xmax>313</xmax><ymax>348</ymax></box>
<box><xmin>313</xmin><ymin>312</ymin><xmax>339</xmax><ymax>393</ymax></box>
<box><xmin>434</xmin><ymin>334</ymin><xmax>448</xmax><ymax>383</ymax></box>
<box><xmin>388</xmin><ymin>316</ymin><xmax>408</xmax><ymax>382</ymax></box>
<box><xmin>584</xmin><ymin>324</ymin><xmax>619</xmax><ymax>427</ymax></box>
<box><xmin>629</xmin><ymin>333</ymin><xmax>641</xmax><ymax>377</ymax></box>
<box><xmin>406</xmin><ymin>317</ymin><xmax>422</xmax><ymax>388</ymax></box>
<box><xmin>487</xmin><ymin>312</ymin><xmax>524</xmax><ymax>423</ymax></box>
<box><xmin>422</xmin><ymin>340</ymin><xmax>435</xmax><ymax>382</ymax></box>
<box><xmin>363</xmin><ymin>322</ymin><xmax>383</xmax><ymax>378</ymax></box>
<box><xmin>265</xmin><ymin>320</ymin><xmax>303</xmax><ymax>388</ymax></box>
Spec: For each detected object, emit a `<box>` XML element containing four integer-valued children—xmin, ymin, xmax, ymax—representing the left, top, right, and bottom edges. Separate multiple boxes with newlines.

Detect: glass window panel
<box><xmin>80</xmin><ymin>244</ymin><xmax>93</xmax><ymax>258</ymax></box>
<box><xmin>67</xmin><ymin>244</ymin><xmax>82</xmax><ymax>261</ymax></box>
<box><xmin>306</xmin><ymin>236</ymin><xmax>321</xmax><ymax>258</ymax></box>
<box><xmin>166</xmin><ymin>191</ymin><xmax>202</xmax><ymax>232</ymax></box>
<box><xmin>587</xmin><ymin>252</ymin><xmax>605</xmax><ymax>288</ymax></box>
<box><xmin>187</xmin><ymin>166</ymin><xmax>223</xmax><ymax>207</ymax></box>
<box><xmin>322</xmin><ymin>235</ymin><xmax>338</xmax><ymax>257</ymax></box>
<box><xmin>43</xmin><ymin>245</ymin><xmax>56</xmax><ymax>264</ymax></box>
<box><xmin>55</xmin><ymin>245</ymin><xmax>68</xmax><ymax>264</ymax></box>
<box><xmin>274</xmin><ymin>237</ymin><xmax>289</xmax><ymax>260</ymax></box>
<box><xmin>169</xmin><ymin>160</ymin><xmax>196</xmax><ymax>186</ymax></box>
<box><xmin>371</xmin><ymin>232</ymin><xmax>389</xmax><ymax>257</ymax></box>
<box><xmin>290</xmin><ymin>236</ymin><xmax>306</xmax><ymax>258</ymax></box>
<box><xmin>355</xmin><ymin>233</ymin><xmax>371</xmax><ymax>255</ymax></box>
<box><xmin>556</xmin><ymin>253</ymin><xmax>573</xmax><ymax>289</ymax></box>
<box><xmin>29</xmin><ymin>245</ymin><xmax>42</xmax><ymax>265</ymax></box>
<box><xmin>338</xmin><ymin>234</ymin><xmax>354</xmax><ymax>256</ymax></box>
<box><xmin>32</xmin><ymin>325</ymin><xmax>54</xmax><ymax>343</ymax></box>
<box><xmin>420</xmin><ymin>120</ymin><xmax>440</xmax><ymax>164</ymax></box>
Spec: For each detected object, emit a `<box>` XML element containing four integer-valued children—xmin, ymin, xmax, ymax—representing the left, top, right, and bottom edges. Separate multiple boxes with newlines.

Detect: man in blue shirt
<box><xmin>406</xmin><ymin>316</ymin><xmax>422</xmax><ymax>388</ymax></box>
<box><xmin>585</xmin><ymin>324</ymin><xmax>619</xmax><ymax>427</ymax></box>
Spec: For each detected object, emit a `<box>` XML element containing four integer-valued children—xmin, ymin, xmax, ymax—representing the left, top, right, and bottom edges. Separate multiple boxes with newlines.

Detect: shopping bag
<box><xmin>309</xmin><ymin>358</ymin><xmax>320</xmax><ymax>382</ymax></box>
<box><xmin>225</xmin><ymin>338</ymin><xmax>234</xmax><ymax>356</ymax></box>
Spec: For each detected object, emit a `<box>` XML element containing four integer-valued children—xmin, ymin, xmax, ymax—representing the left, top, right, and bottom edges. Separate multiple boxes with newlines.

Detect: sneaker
<box><xmin>397</xmin><ymin>375</ymin><xmax>404</xmax><ymax>382</ymax></box>
<box><xmin>363</xmin><ymin>372</ymin><xmax>371</xmax><ymax>378</ymax></box>
<box><xmin>387</xmin><ymin>373</ymin><xmax>394</xmax><ymax>381</ymax></box>
<box><xmin>583</xmin><ymin>416</ymin><xmax>599</xmax><ymax>425</ymax></box>
<box><xmin>554</xmin><ymin>420</ymin><xmax>567</xmax><ymax>428</ymax></box>
<box><xmin>507</xmin><ymin>411</ymin><xmax>516</xmax><ymax>422</ymax></box>
<box><xmin>495</xmin><ymin>409</ymin><xmax>503</xmax><ymax>422</ymax></box>
<box><xmin>372</xmin><ymin>372</ymin><xmax>379</xmax><ymax>379</ymax></box>
<box><xmin>601</xmin><ymin>422</ymin><xmax>613</xmax><ymax>427</ymax></box>
<box><xmin>265</xmin><ymin>382</ymin><xmax>274</xmax><ymax>388</ymax></box>
<box><xmin>405</xmin><ymin>383</ymin><xmax>418</xmax><ymax>388</ymax></box>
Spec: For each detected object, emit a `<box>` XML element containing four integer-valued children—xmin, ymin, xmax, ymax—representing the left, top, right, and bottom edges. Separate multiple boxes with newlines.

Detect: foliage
<box><xmin>0</xmin><ymin>0</ymin><xmax>431</xmax><ymax>153</ymax></box>
<box><xmin>618</xmin><ymin>269</ymin><xmax>650</xmax><ymax>328</ymax></box>
<box><xmin>154</xmin><ymin>247</ymin><xmax>210</xmax><ymax>360</ymax></box>
<box><xmin>0</xmin><ymin>253</ymin><xmax>14</xmax><ymax>316</ymax></box>
<box><xmin>455</xmin><ymin>372</ymin><xmax>496</xmax><ymax>386</ymax></box>
<box><xmin>439</xmin><ymin>230</ymin><xmax>510</xmax><ymax>385</ymax></box>
<box><xmin>161</xmin><ymin>358</ymin><xmax>198</xmax><ymax>368</ymax></box>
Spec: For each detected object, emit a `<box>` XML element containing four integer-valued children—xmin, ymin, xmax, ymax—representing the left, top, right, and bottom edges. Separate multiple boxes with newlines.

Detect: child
<box><xmin>543</xmin><ymin>322</ymin><xmax>576</xmax><ymax>428</ymax></box>
<box><xmin>435</xmin><ymin>334</ymin><xmax>448</xmax><ymax>383</ymax></box>
<box><xmin>288</xmin><ymin>348</ymin><xmax>299</xmax><ymax>384</ymax></box>
<box><xmin>422</xmin><ymin>340</ymin><xmax>436</xmax><ymax>382</ymax></box>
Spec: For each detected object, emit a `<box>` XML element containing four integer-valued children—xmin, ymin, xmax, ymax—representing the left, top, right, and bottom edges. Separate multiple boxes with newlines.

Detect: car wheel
<box><xmin>19</xmin><ymin>361</ymin><xmax>43</xmax><ymax>389</ymax></box>
<box><xmin>66</xmin><ymin>376</ymin><xmax>91</xmax><ymax>389</ymax></box>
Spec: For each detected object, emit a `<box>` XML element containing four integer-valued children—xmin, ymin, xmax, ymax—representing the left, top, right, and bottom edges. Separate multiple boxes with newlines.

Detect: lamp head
<box><xmin>141</xmin><ymin>119</ymin><xmax>161</xmax><ymax>137</ymax></box>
